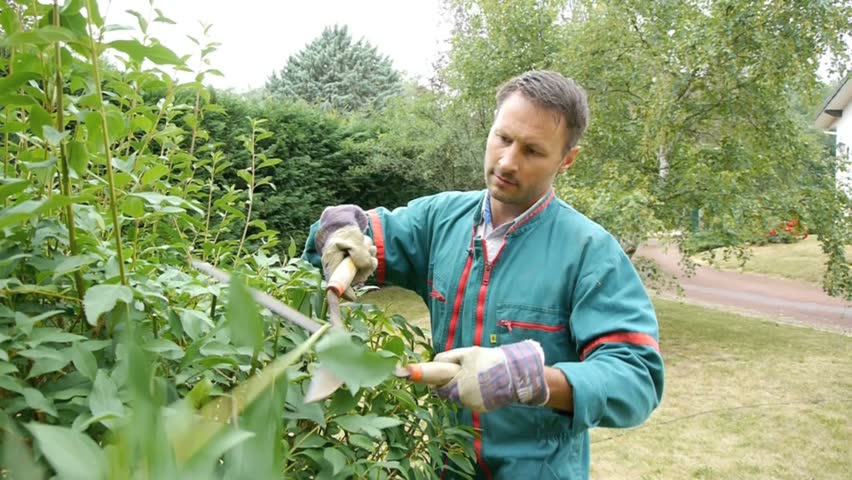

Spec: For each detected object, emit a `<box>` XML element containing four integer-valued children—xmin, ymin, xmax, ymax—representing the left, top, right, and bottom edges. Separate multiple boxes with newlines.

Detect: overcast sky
<box><xmin>100</xmin><ymin>0</ymin><xmax>452</xmax><ymax>92</ymax></box>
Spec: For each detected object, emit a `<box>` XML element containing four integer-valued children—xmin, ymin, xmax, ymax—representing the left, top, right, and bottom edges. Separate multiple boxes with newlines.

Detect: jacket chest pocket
<box><xmin>495</xmin><ymin>303</ymin><xmax>572</xmax><ymax>364</ymax></box>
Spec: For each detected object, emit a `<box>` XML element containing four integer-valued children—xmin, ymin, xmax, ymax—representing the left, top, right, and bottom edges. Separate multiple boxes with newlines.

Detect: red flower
<box><xmin>784</xmin><ymin>225</ymin><xmax>792</xmax><ymax>232</ymax></box>
<box><xmin>769</xmin><ymin>229</ymin><xmax>777</xmax><ymax>236</ymax></box>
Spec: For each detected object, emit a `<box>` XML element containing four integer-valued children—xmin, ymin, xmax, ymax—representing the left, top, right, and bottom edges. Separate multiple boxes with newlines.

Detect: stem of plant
<box><xmin>53</xmin><ymin>0</ymin><xmax>86</xmax><ymax>311</ymax></box>
<box><xmin>189</xmin><ymin>90</ymin><xmax>201</xmax><ymax>155</ymax></box>
<box><xmin>2</xmin><ymin>40</ymin><xmax>12</xmax><ymax>185</ymax></box>
<box><xmin>236</xmin><ymin>122</ymin><xmax>257</xmax><ymax>260</ymax></box>
<box><xmin>249</xmin><ymin>348</ymin><xmax>259</xmax><ymax>376</ymax></box>
<box><xmin>199</xmin><ymin>151</ymin><xmax>218</xmax><ymax>256</ymax></box>
<box><xmin>85</xmin><ymin>0</ymin><xmax>127</xmax><ymax>290</ymax></box>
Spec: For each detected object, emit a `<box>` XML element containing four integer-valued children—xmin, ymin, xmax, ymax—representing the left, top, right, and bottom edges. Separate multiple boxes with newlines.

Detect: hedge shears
<box><xmin>191</xmin><ymin>259</ymin><xmax>459</xmax><ymax>403</ymax></box>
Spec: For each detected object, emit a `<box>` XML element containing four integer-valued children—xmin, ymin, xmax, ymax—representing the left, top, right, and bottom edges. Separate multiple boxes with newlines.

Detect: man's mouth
<box><xmin>493</xmin><ymin>173</ymin><xmax>517</xmax><ymax>186</ymax></box>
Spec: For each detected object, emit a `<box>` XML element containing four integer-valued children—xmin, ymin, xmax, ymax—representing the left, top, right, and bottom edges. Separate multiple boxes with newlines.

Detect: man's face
<box><xmin>484</xmin><ymin>92</ymin><xmax>579</xmax><ymax>215</ymax></box>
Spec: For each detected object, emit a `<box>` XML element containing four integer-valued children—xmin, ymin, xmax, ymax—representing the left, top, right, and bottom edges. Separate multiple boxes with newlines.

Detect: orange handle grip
<box><xmin>327</xmin><ymin>257</ymin><xmax>358</xmax><ymax>297</ymax></box>
<box><xmin>406</xmin><ymin>362</ymin><xmax>461</xmax><ymax>385</ymax></box>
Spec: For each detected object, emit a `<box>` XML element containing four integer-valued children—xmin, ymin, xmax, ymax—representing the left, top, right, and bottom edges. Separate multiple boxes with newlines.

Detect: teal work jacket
<box><xmin>304</xmin><ymin>190</ymin><xmax>664</xmax><ymax>480</ymax></box>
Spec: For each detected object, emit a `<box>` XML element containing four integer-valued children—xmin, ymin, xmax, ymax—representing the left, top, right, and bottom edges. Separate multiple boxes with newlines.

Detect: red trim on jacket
<box><xmin>367</xmin><ymin>210</ymin><xmax>385</xmax><ymax>284</ymax></box>
<box><xmin>497</xmin><ymin>320</ymin><xmax>566</xmax><ymax>332</ymax></box>
<box><xmin>444</xmin><ymin>254</ymin><xmax>473</xmax><ymax>351</ymax></box>
<box><xmin>507</xmin><ymin>189</ymin><xmax>556</xmax><ymax>233</ymax></box>
<box><xmin>580</xmin><ymin>332</ymin><xmax>660</xmax><ymax>360</ymax></box>
<box><xmin>472</xmin><ymin>413</ymin><xmax>493</xmax><ymax>480</ymax></box>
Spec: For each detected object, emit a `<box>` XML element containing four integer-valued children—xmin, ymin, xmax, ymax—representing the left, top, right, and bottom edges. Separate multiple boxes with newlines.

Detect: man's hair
<box><xmin>496</xmin><ymin>70</ymin><xmax>589</xmax><ymax>151</ymax></box>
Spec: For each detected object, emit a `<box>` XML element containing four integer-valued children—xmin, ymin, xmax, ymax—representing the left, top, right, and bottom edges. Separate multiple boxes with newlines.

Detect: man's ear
<box><xmin>559</xmin><ymin>146</ymin><xmax>581</xmax><ymax>174</ymax></box>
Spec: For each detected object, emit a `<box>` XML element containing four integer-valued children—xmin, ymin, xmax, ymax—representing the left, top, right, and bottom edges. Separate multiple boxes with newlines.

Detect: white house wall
<box><xmin>836</xmin><ymin>101</ymin><xmax>852</xmax><ymax>194</ymax></box>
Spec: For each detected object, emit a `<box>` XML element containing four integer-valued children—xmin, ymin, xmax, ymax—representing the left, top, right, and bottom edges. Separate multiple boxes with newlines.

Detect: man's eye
<box><xmin>498</xmin><ymin>134</ymin><xmax>511</xmax><ymax>144</ymax></box>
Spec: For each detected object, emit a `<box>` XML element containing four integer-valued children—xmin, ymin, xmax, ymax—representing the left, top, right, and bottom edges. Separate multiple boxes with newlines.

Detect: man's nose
<box><xmin>498</xmin><ymin>144</ymin><xmax>521</xmax><ymax>172</ymax></box>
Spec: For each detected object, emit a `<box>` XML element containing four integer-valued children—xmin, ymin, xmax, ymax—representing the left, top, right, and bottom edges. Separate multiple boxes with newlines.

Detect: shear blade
<box><xmin>303</xmin><ymin>366</ymin><xmax>345</xmax><ymax>403</ymax></box>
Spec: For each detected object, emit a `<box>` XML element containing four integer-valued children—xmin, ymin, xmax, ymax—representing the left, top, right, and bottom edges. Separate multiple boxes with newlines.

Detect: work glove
<box><xmin>434</xmin><ymin>340</ymin><xmax>550</xmax><ymax>412</ymax></box>
<box><xmin>315</xmin><ymin>205</ymin><xmax>378</xmax><ymax>300</ymax></box>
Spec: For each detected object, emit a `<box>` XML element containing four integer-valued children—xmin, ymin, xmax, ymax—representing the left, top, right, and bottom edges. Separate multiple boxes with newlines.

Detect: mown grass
<box><xmin>591</xmin><ymin>299</ymin><xmax>851</xmax><ymax>479</ymax></box>
<box><xmin>696</xmin><ymin>236</ymin><xmax>852</xmax><ymax>286</ymax></box>
<box><xmin>365</xmin><ymin>288</ymin><xmax>852</xmax><ymax>479</ymax></box>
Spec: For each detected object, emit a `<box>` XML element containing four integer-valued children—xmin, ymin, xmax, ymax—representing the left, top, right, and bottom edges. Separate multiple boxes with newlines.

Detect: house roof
<box><xmin>815</xmin><ymin>76</ymin><xmax>851</xmax><ymax>130</ymax></box>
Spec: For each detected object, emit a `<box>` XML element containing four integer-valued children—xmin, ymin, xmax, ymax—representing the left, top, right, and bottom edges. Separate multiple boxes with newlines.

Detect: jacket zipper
<box><xmin>472</xmin><ymin>238</ymin><xmax>498</xmax><ymax>480</ymax></box>
<box><xmin>443</xmin><ymin>228</ymin><xmax>477</xmax><ymax>352</ymax></box>
<box><xmin>497</xmin><ymin>320</ymin><xmax>566</xmax><ymax>333</ymax></box>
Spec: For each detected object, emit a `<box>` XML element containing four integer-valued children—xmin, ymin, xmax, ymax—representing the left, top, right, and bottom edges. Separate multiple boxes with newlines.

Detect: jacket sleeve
<box><xmin>553</xmin><ymin>233</ymin><xmax>665</xmax><ymax>435</ymax></box>
<box><xmin>302</xmin><ymin>195</ymin><xmax>438</xmax><ymax>292</ymax></box>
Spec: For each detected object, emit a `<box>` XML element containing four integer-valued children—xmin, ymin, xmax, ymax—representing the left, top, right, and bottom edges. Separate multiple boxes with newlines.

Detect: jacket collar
<box><xmin>472</xmin><ymin>188</ymin><xmax>558</xmax><ymax>235</ymax></box>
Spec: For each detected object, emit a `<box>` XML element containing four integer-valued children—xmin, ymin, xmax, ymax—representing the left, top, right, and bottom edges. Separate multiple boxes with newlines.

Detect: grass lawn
<box><xmin>364</xmin><ymin>287</ymin><xmax>852</xmax><ymax>479</ymax></box>
<box><xmin>696</xmin><ymin>236</ymin><xmax>852</xmax><ymax>286</ymax></box>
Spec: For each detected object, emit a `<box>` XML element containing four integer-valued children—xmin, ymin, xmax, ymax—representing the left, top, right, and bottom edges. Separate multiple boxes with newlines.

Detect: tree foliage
<box><xmin>439</xmin><ymin>0</ymin><xmax>852</xmax><ymax>297</ymax></box>
<box><xmin>266</xmin><ymin>24</ymin><xmax>403</xmax><ymax>113</ymax></box>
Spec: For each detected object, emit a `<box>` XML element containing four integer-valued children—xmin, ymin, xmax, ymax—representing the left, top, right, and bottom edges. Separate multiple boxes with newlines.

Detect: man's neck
<box><xmin>489</xmin><ymin>199</ymin><xmax>527</xmax><ymax>227</ymax></box>
<box><xmin>487</xmin><ymin>190</ymin><xmax>550</xmax><ymax>228</ymax></box>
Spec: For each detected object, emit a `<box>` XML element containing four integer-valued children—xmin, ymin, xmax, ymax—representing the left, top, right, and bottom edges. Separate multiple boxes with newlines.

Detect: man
<box><xmin>303</xmin><ymin>70</ymin><xmax>664</xmax><ymax>479</ymax></box>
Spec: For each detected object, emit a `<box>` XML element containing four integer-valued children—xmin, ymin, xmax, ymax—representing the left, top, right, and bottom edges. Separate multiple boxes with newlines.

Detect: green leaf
<box><xmin>106</xmin><ymin>108</ymin><xmax>128</xmax><ymax>143</ymax></box>
<box><xmin>18</xmin><ymin>347</ymin><xmax>66</xmax><ymax>362</ymax></box>
<box><xmin>0</xmin><ymin>195</ymin><xmax>78</xmax><ymax>229</ymax></box>
<box><xmin>28</xmin><ymin>357</ymin><xmax>70</xmax><ymax>378</ymax></box>
<box><xmin>282</xmin><ymin>384</ymin><xmax>326</xmax><ymax>426</ymax></box>
<box><xmin>186</xmin><ymin>377</ymin><xmax>213</xmax><ymax>408</ymax></box>
<box><xmin>0</xmin><ymin>376</ymin><xmax>23</xmax><ymax>394</ymax></box>
<box><xmin>70</xmin><ymin>342</ymin><xmax>98</xmax><ymax>381</ymax></box>
<box><xmin>324</xmin><ymin>448</ymin><xmax>348</xmax><ymax>476</ymax></box>
<box><xmin>29</xmin><ymin>104</ymin><xmax>51</xmax><ymax>141</ymax></box>
<box><xmin>67</xmin><ymin>140</ymin><xmax>89</xmax><ymax>175</ymax></box>
<box><xmin>84</xmin><ymin>111</ymin><xmax>104</xmax><ymax>153</ymax></box>
<box><xmin>89</xmin><ymin>370</ymin><xmax>124</xmax><ymax>423</ymax></box>
<box><xmin>349</xmin><ymin>433</ymin><xmax>376</xmax><ymax>452</ymax></box>
<box><xmin>315</xmin><ymin>329</ymin><xmax>396</xmax><ymax>393</ymax></box>
<box><xmin>22</xmin><ymin>388</ymin><xmax>58</xmax><ymax>417</ymax></box>
<box><xmin>288</xmin><ymin>237</ymin><xmax>297</xmax><ymax>258</ymax></box>
<box><xmin>143</xmin><ymin>338</ymin><xmax>184</xmax><ymax>360</ymax></box>
<box><xmin>293</xmin><ymin>431</ymin><xmax>327</xmax><ymax>449</ymax></box>
<box><xmin>0</xmin><ymin>6</ymin><xmax>20</xmax><ymax>35</ymax></box>
<box><xmin>108</xmin><ymin>39</ymin><xmax>148</xmax><ymax>63</ymax></box>
<box><xmin>3</xmin><ymin>429</ymin><xmax>46</xmax><ymax>480</ymax></box>
<box><xmin>0</xmin><ymin>94</ymin><xmax>37</xmax><ymax>106</ymax></box>
<box><xmin>83</xmin><ymin>284</ymin><xmax>133</xmax><ymax>326</ymax></box>
<box><xmin>109</xmin><ymin>39</ymin><xmax>183</xmax><ymax>66</ymax></box>
<box><xmin>0</xmin><ymin>72</ymin><xmax>39</xmax><ymax>92</ymax></box>
<box><xmin>42</xmin><ymin>126</ymin><xmax>69</xmax><ymax>146</ymax></box>
<box><xmin>120</xmin><ymin>195</ymin><xmax>145</xmax><ymax>218</ymax></box>
<box><xmin>1</xmin><ymin>26</ymin><xmax>76</xmax><ymax>47</ymax></box>
<box><xmin>27</xmin><ymin>328</ymin><xmax>86</xmax><ymax>346</ymax></box>
<box><xmin>183</xmin><ymin>428</ymin><xmax>255</xmax><ymax>472</ymax></box>
<box><xmin>140</xmin><ymin>163</ymin><xmax>169</xmax><ymax>185</ymax></box>
<box><xmin>226</xmin><ymin>275</ymin><xmax>263</xmax><ymax>351</ymax></box>
<box><xmin>0</xmin><ymin>179</ymin><xmax>29</xmax><ymax>202</ymax></box>
<box><xmin>146</xmin><ymin>43</ymin><xmax>183</xmax><ymax>65</ymax></box>
<box><xmin>0</xmin><ymin>363</ymin><xmax>17</xmax><ymax>375</ymax></box>
<box><xmin>26</xmin><ymin>423</ymin><xmax>107</xmax><ymax>480</ymax></box>
<box><xmin>52</xmin><ymin>254</ymin><xmax>98</xmax><ymax>280</ymax></box>
<box><xmin>179</xmin><ymin>309</ymin><xmax>214</xmax><ymax>340</ymax></box>
<box><xmin>334</xmin><ymin>414</ymin><xmax>402</xmax><ymax>439</ymax></box>
<box><xmin>126</xmin><ymin>9</ymin><xmax>149</xmax><ymax>33</ymax></box>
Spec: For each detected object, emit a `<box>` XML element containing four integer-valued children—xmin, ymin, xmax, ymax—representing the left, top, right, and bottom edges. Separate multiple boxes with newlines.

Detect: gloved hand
<box><xmin>433</xmin><ymin>340</ymin><xmax>550</xmax><ymax>412</ymax></box>
<box><xmin>315</xmin><ymin>205</ymin><xmax>378</xmax><ymax>300</ymax></box>
<box><xmin>321</xmin><ymin>225</ymin><xmax>377</xmax><ymax>299</ymax></box>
